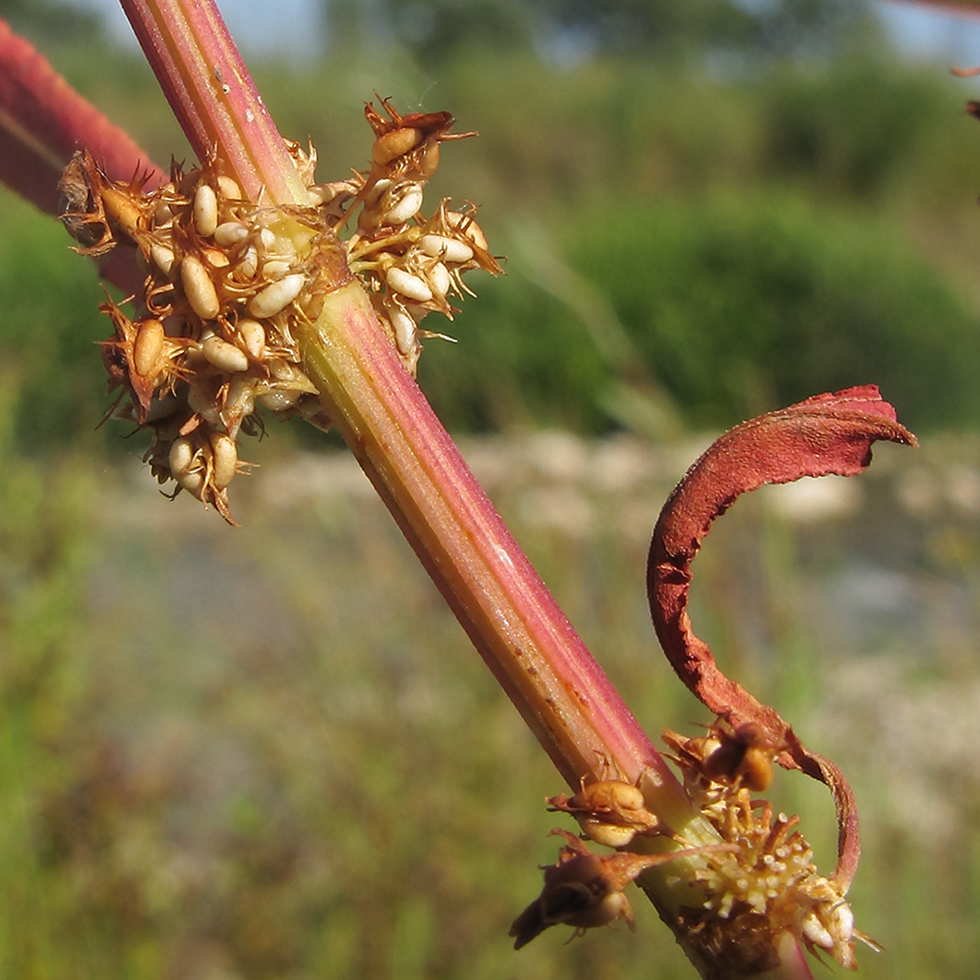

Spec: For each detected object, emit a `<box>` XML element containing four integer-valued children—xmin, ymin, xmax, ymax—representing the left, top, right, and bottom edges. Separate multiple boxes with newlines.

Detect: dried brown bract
<box><xmin>510</xmin><ymin>829</ymin><xmax>733</xmax><ymax>950</ymax></box>
<box><xmin>547</xmin><ymin>779</ymin><xmax>661</xmax><ymax>848</ymax></box>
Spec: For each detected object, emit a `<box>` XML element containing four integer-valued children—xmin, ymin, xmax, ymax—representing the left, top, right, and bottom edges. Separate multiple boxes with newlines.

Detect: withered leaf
<box><xmin>646</xmin><ymin>385</ymin><xmax>916</xmax><ymax>888</ymax></box>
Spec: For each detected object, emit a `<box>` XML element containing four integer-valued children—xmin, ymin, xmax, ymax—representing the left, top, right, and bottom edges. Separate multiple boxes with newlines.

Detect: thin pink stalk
<box><xmin>0</xmin><ymin>16</ymin><xmax>165</xmax><ymax>211</ymax></box>
<box><xmin>0</xmin><ymin>16</ymin><xmax>163</xmax><ymax>295</ymax></box>
<box><xmin>118</xmin><ymin>0</ymin><xmax>310</xmax><ymax>205</ymax></box>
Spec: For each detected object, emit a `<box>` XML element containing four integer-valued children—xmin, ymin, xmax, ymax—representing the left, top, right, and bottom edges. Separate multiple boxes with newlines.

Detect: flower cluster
<box><xmin>60</xmin><ymin>97</ymin><xmax>500</xmax><ymax>522</ymax></box>
<box><xmin>662</xmin><ymin>722</ymin><xmax>868</xmax><ymax>972</ymax></box>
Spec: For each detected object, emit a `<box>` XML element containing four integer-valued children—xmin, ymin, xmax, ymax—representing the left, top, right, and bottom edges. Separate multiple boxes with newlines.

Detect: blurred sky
<box><xmin>55</xmin><ymin>0</ymin><xmax>980</xmax><ymax>63</ymax></box>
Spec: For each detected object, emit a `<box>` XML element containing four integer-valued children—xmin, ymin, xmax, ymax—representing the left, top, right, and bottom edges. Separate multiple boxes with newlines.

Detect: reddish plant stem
<box><xmin>0</xmin><ymin>15</ymin><xmax>165</xmax><ymax>212</ymax></box>
<box><xmin>297</xmin><ymin>287</ymin><xmax>694</xmax><ymax>811</ymax></box>
<box><xmin>118</xmin><ymin>0</ymin><xmax>310</xmax><ymax>205</ymax></box>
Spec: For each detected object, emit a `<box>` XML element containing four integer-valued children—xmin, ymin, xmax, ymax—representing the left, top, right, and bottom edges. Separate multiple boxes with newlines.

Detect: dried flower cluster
<box><xmin>519</xmin><ymin>725</ymin><xmax>863</xmax><ymax>970</ymax></box>
<box><xmin>59</xmin><ymin>97</ymin><xmax>500</xmax><ymax>522</ymax></box>
<box><xmin>663</xmin><ymin>722</ymin><xmax>867</xmax><ymax>973</ymax></box>
<box><xmin>510</xmin><ymin>827</ymin><xmax>735</xmax><ymax>951</ymax></box>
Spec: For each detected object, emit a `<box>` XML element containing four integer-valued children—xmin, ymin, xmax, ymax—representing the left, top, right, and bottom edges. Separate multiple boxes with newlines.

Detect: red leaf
<box><xmin>647</xmin><ymin>385</ymin><xmax>916</xmax><ymax>889</ymax></box>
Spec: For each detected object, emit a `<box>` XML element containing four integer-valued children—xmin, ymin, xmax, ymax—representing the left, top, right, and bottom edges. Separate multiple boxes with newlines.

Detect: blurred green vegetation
<box><xmin>5</xmin><ymin>10</ymin><xmax>980</xmax><ymax>449</ymax></box>
<box><xmin>3</xmin><ymin>4</ymin><xmax>980</xmax><ymax>979</ymax></box>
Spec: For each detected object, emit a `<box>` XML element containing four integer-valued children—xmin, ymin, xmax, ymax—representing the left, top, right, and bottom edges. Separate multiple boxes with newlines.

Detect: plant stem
<box><xmin>118</xmin><ymin>0</ymin><xmax>310</xmax><ymax>205</ymax></box>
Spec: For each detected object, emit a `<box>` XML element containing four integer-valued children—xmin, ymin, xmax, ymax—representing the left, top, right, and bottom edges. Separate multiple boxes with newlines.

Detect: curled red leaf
<box><xmin>647</xmin><ymin>385</ymin><xmax>916</xmax><ymax>889</ymax></box>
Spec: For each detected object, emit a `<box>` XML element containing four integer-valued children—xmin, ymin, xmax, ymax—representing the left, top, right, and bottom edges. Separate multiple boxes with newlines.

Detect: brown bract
<box><xmin>510</xmin><ymin>829</ymin><xmax>735</xmax><ymax>950</ymax></box>
<box><xmin>647</xmin><ymin>385</ymin><xmax>916</xmax><ymax>889</ymax></box>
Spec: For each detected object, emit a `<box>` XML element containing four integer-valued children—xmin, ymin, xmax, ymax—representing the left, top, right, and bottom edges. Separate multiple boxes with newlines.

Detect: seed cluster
<box><xmin>664</xmin><ymin>725</ymin><xmax>863</xmax><ymax>972</ymax></box>
<box><xmin>60</xmin><ymin>97</ymin><xmax>500</xmax><ymax>522</ymax></box>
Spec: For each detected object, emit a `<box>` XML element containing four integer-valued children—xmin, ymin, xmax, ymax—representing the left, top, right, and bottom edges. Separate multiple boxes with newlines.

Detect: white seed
<box><xmin>380</xmin><ymin>182</ymin><xmax>423</xmax><ymax>224</ymax></box>
<box><xmin>261</xmin><ymin>259</ymin><xmax>292</xmax><ymax>278</ymax></box>
<box><xmin>169</xmin><ymin>437</ymin><xmax>203</xmax><ymax>495</ymax></box>
<box><xmin>364</xmin><ymin>178</ymin><xmax>392</xmax><ymax>206</ymax></box>
<box><xmin>257</xmin><ymin>388</ymin><xmax>301</xmax><ymax>412</ymax></box>
<box><xmin>259</xmin><ymin>227</ymin><xmax>277</xmax><ymax>250</ymax></box>
<box><xmin>267</xmin><ymin>359</ymin><xmax>316</xmax><ymax>390</ymax></box>
<box><xmin>213</xmin><ymin>221</ymin><xmax>249</xmax><ymax>246</ymax></box>
<box><xmin>134</xmin><ymin>318</ymin><xmax>166</xmax><ymax>378</ymax></box>
<box><xmin>801</xmin><ymin>914</ymin><xmax>834</xmax><ymax>950</ymax></box>
<box><xmin>237</xmin><ymin>319</ymin><xmax>266</xmax><ymax>359</ymax></box>
<box><xmin>202</xmin><ymin>333</ymin><xmax>249</xmax><ymax>373</ymax></box>
<box><xmin>193</xmin><ymin>183</ymin><xmax>219</xmax><ymax>237</ymax></box>
<box><xmin>387</xmin><ymin>303</ymin><xmax>418</xmax><ymax>357</ymax></box>
<box><xmin>210</xmin><ymin>433</ymin><xmax>238</xmax><ymax>489</ymax></box>
<box><xmin>235</xmin><ymin>244</ymin><xmax>259</xmax><ymax>280</ymax></box>
<box><xmin>386</xmin><ymin>266</ymin><xmax>432</xmax><ymax>303</ymax></box>
<box><xmin>420</xmin><ymin>234</ymin><xmax>473</xmax><ymax>264</ymax></box>
<box><xmin>429</xmin><ymin>261</ymin><xmax>451</xmax><ymax>298</ymax></box>
<box><xmin>151</xmin><ymin>243</ymin><xmax>175</xmax><ymax>275</ymax></box>
<box><xmin>153</xmin><ymin>202</ymin><xmax>174</xmax><ymax>226</ymax></box>
<box><xmin>181</xmin><ymin>254</ymin><xmax>220</xmax><ymax>319</ymax></box>
<box><xmin>187</xmin><ymin>381</ymin><xmax>222</xmax><ymax>427</ymax></box>
<box><xmin>223</xmin><ymin>376</ymin><xmax>255</xmax><ymax>432</ymax></box>
<box><xmin>248</xmin><ymin>273</ymin><xmax>305</xmax><ymax>318</ymax></box>
<box><xmin>216</xmin><ymin>175</ymin><xmax>242</xmax><ymax>201</ymax></box>
<box><xmin>447</xmin><ymin>211</ymin><xmax>488</xmax><ymax>251</ymax></box>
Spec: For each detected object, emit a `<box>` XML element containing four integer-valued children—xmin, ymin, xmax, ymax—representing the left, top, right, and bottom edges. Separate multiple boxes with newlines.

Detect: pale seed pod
<box><xmin>364</xmin><ymin>178</ymin><xmax>392</xmax><ymax>206</ymax></box>
<box><xmin>216</xmin><ymin>175</ymin><xmax>242</xmax><ymax>201</ymax></box>
<box><xmin>100</xmin><ymin>184</ymin><xmax>143</xmax><ymax>238</ymax></box>
<box><xmin>419</xmin><ymin>139</ymin><xmax>440</xmax><ymax>178</ymax></box>
<box><xmin>151</xmin><ymin>243</ymin><xmax>176</xmax><ymax>276</ymax></box>
<box><xmin>193</xmin><ymin>183</ymin><xmax>219</xmax><ymax>237</ymax></box>
<box><xmin>223</xmin><ymin>376</ymin><xmax>256</xmax><ymax>433</ymax></box>
<box><xmin>429</xmin><ymin>261</ymin><xmax>451</xmax><ymax>298</ymax></box>
<box><xmin>420</xmin><ymin>234</ymin><xmax>473</xmax><ymax>264</ymax></box>
<box><xmin>261</xmin><ymin>259</ymin><xmax>292</xmax><ymax>279</ymax></box>
<box><xmin>248</xmin><ymin>273</ymin><xmax>305</xmax><ymax>318</ymax></box>
<box><xmin>187</xmin><ymin>381</ymin><xmax>223</xmax><ymax>427</ymax></box>
<box><xmin>257</xmin><ymin>388</ymin><xmax>301</xmax><ymax>412</ymax></box>
<box><xmin>236</xmin><ymin>319</ymin><xmax>266</xmax><ymax>359</ymax></box>
<box><xmin>169</xmin><ymin>437</ymin><xmax>204</xmax><ymax>495</ymax></box>
<box><xmin>259</xmin><ymin>227</ymin><xmax>277</xmax><ymax>251</ymax></box>
<box><xmin>213</xmin><ymin>221</ymin><xmax>249</xmax><ymax>246</ymax></box>
<box><xmin>202</xmin><ymin>333</ymin><xmax>249</xmax><ymax>373</ymax></box>
<box><xmin>387</xmin><ymin>266</ymin><xmax>433</xmax><ymax>303</ymax></box>
<box><xmin>210</xmin><ymin>433</ymin><xmax>238</xmax><ymax>489</ymax></box>
<box><xmin>387</xmin><ymin>301</ymin><xmax>418</xmax><ymax>358</ymax></box>
<box><xmin>447</xmin><ymin>211</ymin><xmax>489</xmax><ymax>251</ymax></box>
<box><xmin>373</xmin><ymin>126</ymin><xmax>422</xmax><ymax>165</ymax></box>
<box><xmin>153</xmin><ymin>202</ymin><xmax>174</xmax><ymax>226</ymax></box>
<box><xmin>380</xmin><ymin>182</ymin><xmax>424</xmax><ymax>224</ymax></box>
<box><xmin>181</xmin><ymin>254</ymin><xmax>221</xmax><ymax>319</ymax></box>
<box><xmin>235</xmin><ymin>244</ymin><xmax>259</xmax><ymax>280</ymax></box>
<box><xmin>202</xmin><ymin>246</ymin><xmax>230</xmax><ymax>268</ymax></box>
<box><xmin>134</xmin><ymin>318</ymin><xmax>166</xmax><ymax>378</ymax></box>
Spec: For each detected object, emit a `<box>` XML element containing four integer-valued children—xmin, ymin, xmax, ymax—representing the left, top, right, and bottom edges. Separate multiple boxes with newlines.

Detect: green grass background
<box><xmin>3</xmin><ymin>4</ymin><xmax>980</xmax><ymax>978</ymax></box>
